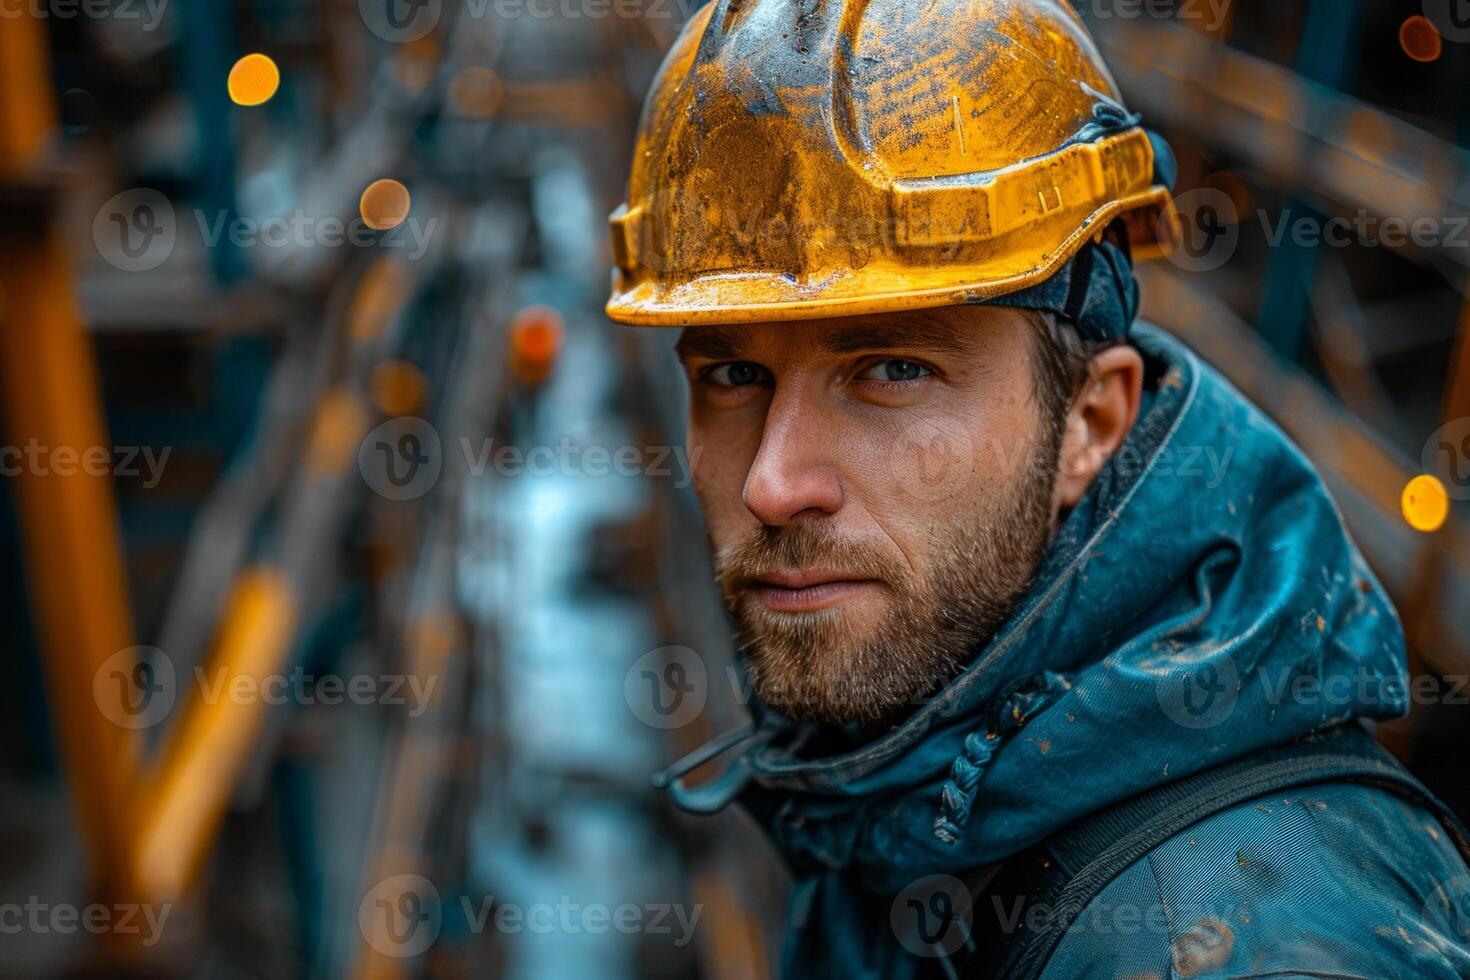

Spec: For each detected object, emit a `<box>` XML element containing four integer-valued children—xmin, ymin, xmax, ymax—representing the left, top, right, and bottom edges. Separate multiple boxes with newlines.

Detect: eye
<box><xmin>857</xmin><ymin>359</ymin><xmax>932</xmax><ymax>383</ymax></box>
<box><xmin>705</xmin><ymin>361</ymin><xmax>769</xmax><ymax>387</ymax></box>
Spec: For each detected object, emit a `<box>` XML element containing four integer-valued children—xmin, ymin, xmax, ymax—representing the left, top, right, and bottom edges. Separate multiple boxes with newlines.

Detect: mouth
<box><xmin>749</xmin><ymin>569</ymin><xmax>884</xmax><ymax>613</ymax></box>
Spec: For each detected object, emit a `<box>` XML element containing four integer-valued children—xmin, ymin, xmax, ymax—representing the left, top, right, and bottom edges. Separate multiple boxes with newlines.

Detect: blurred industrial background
<box><xmin>0</xmin><ymin>1</ymin><xmax>1466</xmax><ymax>977</ymax></box>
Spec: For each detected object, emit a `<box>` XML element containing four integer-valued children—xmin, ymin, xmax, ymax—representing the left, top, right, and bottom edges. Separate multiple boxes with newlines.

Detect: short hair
<box><xmin>1025</xmin><ymin>309</ymin><xmax>1127</xmax><ymax>444</ymax></box>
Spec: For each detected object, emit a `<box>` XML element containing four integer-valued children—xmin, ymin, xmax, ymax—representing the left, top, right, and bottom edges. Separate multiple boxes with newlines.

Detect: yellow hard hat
<box><xmin>606</xmin><ymin>0</ymin><xmax>1176</xmax><ymax>327</ymax></box>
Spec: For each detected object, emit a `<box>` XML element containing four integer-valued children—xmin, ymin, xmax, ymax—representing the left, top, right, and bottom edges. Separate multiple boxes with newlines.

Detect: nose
<box><xmin>742</xmin><ymin>383</ymin><xmax>844</xmax><ymax>525</ymax></box>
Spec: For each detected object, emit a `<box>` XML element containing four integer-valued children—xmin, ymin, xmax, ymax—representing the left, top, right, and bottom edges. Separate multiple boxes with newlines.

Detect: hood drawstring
<box><xmin>932</xmin><ymin>671</ymin><xmax>1072</xmax><ymax>845</ymax></box>
<box><xmin>652</xmin><ymin>721</ymin><xmax>777</xmax><ymax>814</ymax></box>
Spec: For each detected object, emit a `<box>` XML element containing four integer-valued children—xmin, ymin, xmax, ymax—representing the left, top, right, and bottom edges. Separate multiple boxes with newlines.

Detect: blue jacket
<box><xmin>665</xmin><ymin>325</ymin><xmax>1470</xmax><ymax>978</ymax></box>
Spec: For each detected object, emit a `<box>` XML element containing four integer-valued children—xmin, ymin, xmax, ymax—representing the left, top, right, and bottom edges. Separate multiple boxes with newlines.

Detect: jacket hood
<box><xmin>662</xmin><ymin>324</ymin><xmax>1408</xmax><ymax>900</ymax></box>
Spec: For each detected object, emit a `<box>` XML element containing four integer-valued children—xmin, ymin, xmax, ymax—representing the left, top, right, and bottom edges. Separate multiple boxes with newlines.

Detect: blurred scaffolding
<box><xmin>0</xmin><ymin>1</ymin><xmax>1466</xmax><ymax>978</ymax></box>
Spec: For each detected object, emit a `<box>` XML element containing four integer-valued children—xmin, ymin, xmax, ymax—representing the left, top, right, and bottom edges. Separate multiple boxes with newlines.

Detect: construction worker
<box><xmin>606</xmin><ymin>1</ymin><xmax>1470</xmax><ymax>976</ymax></box>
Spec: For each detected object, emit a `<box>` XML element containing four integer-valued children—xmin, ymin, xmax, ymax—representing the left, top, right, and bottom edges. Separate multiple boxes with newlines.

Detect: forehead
<box><xmin>673</xmin><ymin>305</ymin><xmax>1029</xmax><ymax>362</ymax></box>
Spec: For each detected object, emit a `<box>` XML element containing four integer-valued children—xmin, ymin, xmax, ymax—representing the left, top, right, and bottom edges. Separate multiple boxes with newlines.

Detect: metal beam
<box><xmin>0</xmin><ymin>12</ymin><xmax>141</xmax><ymax>904</ymax></box>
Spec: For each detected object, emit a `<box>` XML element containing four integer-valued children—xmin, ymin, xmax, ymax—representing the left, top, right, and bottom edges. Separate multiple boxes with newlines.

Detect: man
<box><xmin>606</xmin><ymin>1</ymin><xmax>1470</xmax><ymax>976</ymax></box>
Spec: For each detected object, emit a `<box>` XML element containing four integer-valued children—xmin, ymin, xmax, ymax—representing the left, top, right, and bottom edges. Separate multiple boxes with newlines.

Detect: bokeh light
<box><xmin>227</xmin><ymin>53</ymin><xmax>281</xmax><ymax>107</ymax></box>
<box><xmin>509</xmin><ymin>305</ymin><xmax>564</xmax><ymax>385</ymax></box>
<box><xmin>1399</xmin><ymin>16</ymin><xmax>1442</xmax><ymax>63</ymax></box>
<box><xmin>359</xmin><ymin>179</ymin><xmax>412</xmax><ymax>231</ymax></box>
<box><xmin>1402</xmin><ymin>474</ymin><xmax>1450</xmax><ymax>533</ymax></box>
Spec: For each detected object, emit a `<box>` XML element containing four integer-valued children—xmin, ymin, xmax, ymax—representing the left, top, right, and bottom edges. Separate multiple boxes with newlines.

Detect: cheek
<box><xmin>842</xmin><ymin>390</ymin><xmax>1041</xmax><ymax>550</ymax></box>
<box><xmin>687</xmin><ymin>418</ymin><xmax>760</xmax><ymax>542</ymax></box>
<box><xmin>855</xmin><ymin>392</ymin><xmax>1036</xmax><ymax>507</ymax></box>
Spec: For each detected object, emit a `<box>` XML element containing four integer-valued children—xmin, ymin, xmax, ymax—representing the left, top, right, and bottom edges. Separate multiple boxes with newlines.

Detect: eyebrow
<box><xmin>674</xmin><ymin>326</ymin><xmax>755</xmax><ymax>363</ymax></box>
<box><xmin>673</xmin><ymin>311</ymin><xmax>982</xmax><ymax>362</ymax></box>
<box><xmin>817</xmin><ymin>313</ymin><xmax>978</xmax><ymax>357</ymax></box>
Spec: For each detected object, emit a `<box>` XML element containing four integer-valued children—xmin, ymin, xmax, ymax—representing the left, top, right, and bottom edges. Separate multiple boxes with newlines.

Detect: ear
<box><xmin>1053</xmin><ymin>345</ymin><xmax>1144</xmax><ymax>511</ymax></box>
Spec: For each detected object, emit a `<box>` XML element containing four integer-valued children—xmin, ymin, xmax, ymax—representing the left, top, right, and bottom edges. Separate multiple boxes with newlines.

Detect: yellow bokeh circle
<box><xmin>1402</xmin><ymin>474</ymin><xmax>1449</xmax><ymax>533</ymax></box>
<box><xmin>360</xmin><ymin>179</ymin><xmax>412</xmax><ymax>232</ymax></box>
<box><xmin>228</xmin><ymin>53</ymin><xmax>281</xmax><ymax>107</ymax></box>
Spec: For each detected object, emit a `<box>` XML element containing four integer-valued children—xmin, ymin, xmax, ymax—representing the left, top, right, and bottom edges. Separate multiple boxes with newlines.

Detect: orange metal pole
<box><xmin>129</xmin><ymin>565</ymin><xmax>297</xmax><ymax>902</ymax></box>
<box><xmin>0</xmin><ymin>13</ymin><xmax>141</xmax><ymax>900</ymax></box>
<box><xmin>129</xmin><ymin>384</ymin><xmax>373</xmax><ymax>902</ymax></box>
<box><xmin>0</xmin><ymin>13</ymin><xmax>56</xmax><ymax>170</ymax></box>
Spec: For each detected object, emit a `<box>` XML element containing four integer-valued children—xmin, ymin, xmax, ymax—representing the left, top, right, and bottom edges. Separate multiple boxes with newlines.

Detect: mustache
<box><xmin>713</xmin><ymin>523</ymin><xmax>906</xmax><ymax>594</ymax></box>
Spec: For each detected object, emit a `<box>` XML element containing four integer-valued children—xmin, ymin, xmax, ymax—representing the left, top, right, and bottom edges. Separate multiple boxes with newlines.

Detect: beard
<box><xmin>713</xmin><ymin>435</ymin><xmax>1061</xmax><ymax>728</ymax></box>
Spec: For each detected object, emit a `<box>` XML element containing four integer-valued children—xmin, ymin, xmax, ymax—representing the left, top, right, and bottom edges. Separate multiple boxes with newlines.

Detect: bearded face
<box><xmin>677</xmin><ymin>306</ymin><xmax>1105</xmax><ymax>728</ymax></box>
<box><xmin>711</xmin><ymin>424</ymin><xmax>1059</xmax><ymax>725</ymax></box>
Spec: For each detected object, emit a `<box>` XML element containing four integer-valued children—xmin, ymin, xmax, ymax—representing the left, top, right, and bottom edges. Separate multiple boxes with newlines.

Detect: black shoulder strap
<box><xmin>977</xmin><ymin>723</ymin><xmax>1470</xmax><ymax>980</ymax></box>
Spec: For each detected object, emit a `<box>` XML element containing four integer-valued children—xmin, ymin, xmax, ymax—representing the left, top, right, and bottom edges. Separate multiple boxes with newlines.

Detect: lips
<box><xmin>750</xmin><ymin>569</ymin><xmax>883</xmax><ymax>612</ymax></box>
